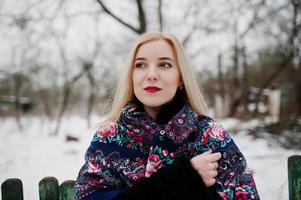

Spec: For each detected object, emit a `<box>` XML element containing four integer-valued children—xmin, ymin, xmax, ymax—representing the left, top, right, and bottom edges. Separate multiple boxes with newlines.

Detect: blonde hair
<box><xmin>106</xmin><ymin>32</ymin><xmax>207</xmax><ymax>122</ymax></box>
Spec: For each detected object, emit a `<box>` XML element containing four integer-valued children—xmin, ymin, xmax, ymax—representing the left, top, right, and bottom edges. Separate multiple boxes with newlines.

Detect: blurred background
<box><xmin>0</xmin><ymin>0</ymin><xmax>300</xmax><ymax>199</ymax></box>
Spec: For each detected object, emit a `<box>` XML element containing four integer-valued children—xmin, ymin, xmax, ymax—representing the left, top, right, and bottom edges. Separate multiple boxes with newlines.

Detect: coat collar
<box><xmin>118</xmin><ymin>102</ymin><xmax>199</xmax><ymax>144</ymax></box>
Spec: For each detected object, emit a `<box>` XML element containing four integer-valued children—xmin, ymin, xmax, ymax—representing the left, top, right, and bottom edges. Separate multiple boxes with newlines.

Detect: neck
<box><xmin>143</xmin><ymin>105</ymin><xmax>162</xmax><ymax>120</ymax></box>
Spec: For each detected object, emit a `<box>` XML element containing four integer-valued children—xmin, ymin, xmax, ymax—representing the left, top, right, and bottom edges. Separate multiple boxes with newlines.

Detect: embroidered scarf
<box><xmin>75</xmin><ymin>102</ymin><xmax>260</xmax><ymax>200</ymax></box>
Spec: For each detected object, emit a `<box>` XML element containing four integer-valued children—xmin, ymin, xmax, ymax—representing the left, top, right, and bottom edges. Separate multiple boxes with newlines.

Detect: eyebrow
<box><xmin>134</xmin><ymin>57</ymin><xmax>146</xmax><ymax>61</ymax></box>
<box><xmin>158</xmin><ymin>57</ymin><xmax>174</xmax><ymax>62</ymax></box>
<box><xmin>134</xmin><ymin>57</ymin><xmax>175</xmax><ymax>62</ymax></box>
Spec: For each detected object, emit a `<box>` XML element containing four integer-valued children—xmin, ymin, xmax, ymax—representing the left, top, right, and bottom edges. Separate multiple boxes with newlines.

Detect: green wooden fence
<box><xmin>288</xmin><ymin>155</ymin><xmax>301</xmax><ymax>200</ymax></box>
<box><xmin>1</xmin><ymin>177</ymin><xmax>75</xmax><ymax>200</ymax></box>
<box><xmin>1</xmin><ymin>155</ymin><xmax>300</xmax><ymax>200</ymax></box>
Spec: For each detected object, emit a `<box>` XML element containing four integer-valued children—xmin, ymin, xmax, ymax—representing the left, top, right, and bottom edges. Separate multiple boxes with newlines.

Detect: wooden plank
<box><xmin>59</xmin><ymin>180</ymin><xmax>75</xmax><ymax>200</ymax></box>
<box><xmin>39</xmin><ymin>177</ymin><xmax>59</xmax><ymax>200</ymax></box>
<box><xmin>288</xmin><ymin>155</ymin><xmax>301</xmax><ymax>200</ymax></box>
<box><xmin>1</xmin><ymin>178</ymin><xmax>23</xmax><ymax>200</ymax></box>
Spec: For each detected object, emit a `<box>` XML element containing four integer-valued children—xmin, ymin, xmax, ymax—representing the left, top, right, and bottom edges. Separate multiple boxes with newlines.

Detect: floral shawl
<box><xmin>74</xmin><ymin>103</ymin><xmax>260</xmax><ymax>200</ymax></box>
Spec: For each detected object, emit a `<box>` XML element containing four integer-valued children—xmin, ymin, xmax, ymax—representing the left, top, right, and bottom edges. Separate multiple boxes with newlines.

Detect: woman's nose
<box><xmin>146</xmin><ymin>65</ymin><xmax>159</xmax><ymax>81</ymax></box>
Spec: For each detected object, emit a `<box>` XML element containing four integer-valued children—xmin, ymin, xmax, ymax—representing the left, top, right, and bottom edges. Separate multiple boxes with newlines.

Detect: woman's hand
<box><xmin>190</xmin><ymin>150</ymin><xmax>222</xmax><ymax>187</ymax></box>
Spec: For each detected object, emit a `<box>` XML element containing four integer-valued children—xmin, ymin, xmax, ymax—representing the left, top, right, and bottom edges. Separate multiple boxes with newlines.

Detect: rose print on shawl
<box><xmin>235</xmin><ymin>187</ymin><xmax>251</xmax><ymax>199</ymax></box>
<box><xmin>145</xmin><ymin>145</ymin><xmax>183</xmax><ymax>177</ymax></box>
<box><xmin>219</xmin><ymin>186</ymin><xmax>257</xmax><ymax>200</ymax></box>
<box><xmin>96</xmin><ymin>122</ymin><xmax>118</xmax><ymax>138</ymax></box>
<box><xmin>106</xmin><ymin>152</ymin><xmax>147</xmax><ymax>186</ymax></box>
<box><xmin>75</xmin><ymin>148</ymin><xmax>125</xmax><ymax>199</ymax></box>
<box><xmin>75</xmin><ymin>103</ymin><xmax>260</xmax><ymax>200</ymax></box>
<box><xmin>126</xmin><ymin>130</ymin><xmax>144</xmax><ymax>146</ymax></box>
<box><xmin>219</xmin><ymin>190</ymin><xmax>230</xmax><ymax>200</ymax></box>
<box><xmin>145</xmin><ymin>153</ymin><xmax>163</xmax><ymax>177</ymax></box>
<box><xmin>212</xmin><ymin>140</ymin><xmax>260</xmax><ymax>200</ymax></box>
<box><xmin>87</xmin><ymin>156</ymin><xmax>102</xmax><ymax>173</ymax></box>
<box><xmin>202</xmin><ymin>121</ymin><xmax>226</xmax><ymax>145</ymax></box>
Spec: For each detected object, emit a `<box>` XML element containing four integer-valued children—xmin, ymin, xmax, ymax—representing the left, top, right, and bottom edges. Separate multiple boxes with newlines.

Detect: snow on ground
<box><xmin>0</xmin><ymin>116</ymin><xmax>300</xmax><ymax>200</ymax></box>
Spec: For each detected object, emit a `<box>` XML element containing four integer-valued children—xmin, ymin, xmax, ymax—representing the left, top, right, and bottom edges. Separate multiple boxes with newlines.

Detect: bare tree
<box><xmin>95</xmin><ymin>0</ymin><xmax>146</xmax><ymax>34</ymax></box>
<box><xmin>158</xmin><ymin>0</ymin><xmax>163</xmax><ymax>31</ymax></box>
<box><xmin>226</xmin><ymin>0</ymin><xmax>293</xmax><ymax>116</ymax></box>
<box><xmin>260</xmin><ymin>0</ymin><xmax>300</xmax><ymax>89</ymax></box>
<box><xmin>84</xmin><ymin>62</ymin><xmax>96</xmax><ymax>128</ymax></box>
<box><xmin>52</xmin><ymin>68</ymin><xmax>85</xmax><ymax>136</ymax></box>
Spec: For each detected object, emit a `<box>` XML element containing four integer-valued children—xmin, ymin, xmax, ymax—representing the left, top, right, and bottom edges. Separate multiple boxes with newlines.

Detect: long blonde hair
<box><xmin>106</xmin><ymin>32</ymin><xmax>207</xmax><ymax>122</ymax></box>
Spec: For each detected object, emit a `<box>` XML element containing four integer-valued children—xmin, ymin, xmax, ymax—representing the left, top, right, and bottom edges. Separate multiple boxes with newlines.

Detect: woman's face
<box><xmin>132</xmin><ymin>39</ymin><xmax>182</xmax><ymax>118</ymax></box>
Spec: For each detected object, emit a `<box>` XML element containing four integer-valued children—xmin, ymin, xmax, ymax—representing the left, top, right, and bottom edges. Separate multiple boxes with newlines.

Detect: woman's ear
<box><xmin>178</xmin><ymin>77</ymin><xmax>183</xmax><ymax>87</ymax></box>
<box><xmin>178</xmin><ymin>79</ymin><xmax>184</xmax><ymax>90</ymax></box>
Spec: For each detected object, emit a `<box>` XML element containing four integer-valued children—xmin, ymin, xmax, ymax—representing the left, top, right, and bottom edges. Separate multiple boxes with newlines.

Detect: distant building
<box><xmin>245</xmin><ymin>82</ymin><xmax>300</xmax><ymax>121</ymax></box>
<box><xmin>0</xmin><ymin>96</ymin><xmax>33</xmax><ymax>115</ymax></box>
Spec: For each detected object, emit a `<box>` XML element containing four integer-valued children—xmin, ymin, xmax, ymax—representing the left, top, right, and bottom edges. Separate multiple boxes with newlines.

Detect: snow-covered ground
<box><xmin>0</xmin><ymin>116</ymin><xmax>300</xmax><ymax>200</ymax></box>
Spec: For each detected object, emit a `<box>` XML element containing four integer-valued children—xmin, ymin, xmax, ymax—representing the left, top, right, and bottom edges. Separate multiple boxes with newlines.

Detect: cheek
<box><xmin>132</xmin><ymin>71</ymin><xmax>139</xmax><ymax>85</ymax></box>
<box><xmin>164</xmin><ymin>72</ymin><xmax>181</xmax><ymax>88</ymax></box>
<box><xmin>132</xmin><ymin>71</ymin><xmax>144</xmax><ymax>89</ymax></box>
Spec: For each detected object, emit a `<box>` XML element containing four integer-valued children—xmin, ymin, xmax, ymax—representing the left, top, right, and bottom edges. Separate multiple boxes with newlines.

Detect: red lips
<box><xmin>144</xmin><ymin>86</ymin><xmax>162</xmax><ymax>93</ymax></box>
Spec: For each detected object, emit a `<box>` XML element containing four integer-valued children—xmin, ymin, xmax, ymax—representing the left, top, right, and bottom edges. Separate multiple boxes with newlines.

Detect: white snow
<box><xmin>0</xmin><ymin>116</ymin><xmax>300</xmax><ymax>200</ymax></box>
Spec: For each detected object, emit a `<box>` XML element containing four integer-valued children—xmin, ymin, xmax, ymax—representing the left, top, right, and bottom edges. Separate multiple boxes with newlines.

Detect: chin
<box><xmin>141</xmin><ymin>101</ymin><xmax>164</xmax><ymax>108</ymax></box>
<box><xmin>140</xmin><ymin>98</ymin><xmax>172</xmax><ymax>108</ymax></box>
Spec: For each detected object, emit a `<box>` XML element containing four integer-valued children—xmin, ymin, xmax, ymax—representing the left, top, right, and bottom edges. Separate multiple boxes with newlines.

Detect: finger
<box><xmin>205</xmin><ymin>178</ymin><xmax>216</xmax><ymax>187</ymax></box>
<box><xmin>202</xmin><ymin>149</ymin><xmax>212</xmax><ymax>155</ymax></box>
<box><xmin>210</xmin><ymin>170</ymin><xmax>218</xmax><ymax>178</ymax></box>
<box><xmin>207</xmin><ymin>162</ymin><xmax>218</xmax><ymax>171</ymax></box>
<box><xmin>212</xmin><ymin>162</ymin><xmax>218</xmax><ymax>170</ymax></box>
<box><xmin>192</xmin><ymin>150</ymin><xmax>212</xmax><ymax>161</ymax></box>
<box><xmin>208</xmin><ymin>152</ymin><xmax>222</xmax><ymax>162</ymax></box>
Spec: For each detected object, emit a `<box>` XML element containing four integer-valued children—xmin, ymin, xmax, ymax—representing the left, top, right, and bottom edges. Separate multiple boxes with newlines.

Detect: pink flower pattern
<box><xmin>203</xmin><ymin>122</ymin><xmax>226</xmax><ymax>144</ymax></box>
<box><xmin>75</xmin><ymin>103</ymin><xmax>260</xmax><ymax>200</ymax></box>
<box><xmin>145</xmin><ymin>154</ymin><xmax>163</xmax><ymax>177</ymax></box>
<box><xmin>96</xmin><ymin>122</ymin><xmax>118</xmax><ymax>138</ymax></box>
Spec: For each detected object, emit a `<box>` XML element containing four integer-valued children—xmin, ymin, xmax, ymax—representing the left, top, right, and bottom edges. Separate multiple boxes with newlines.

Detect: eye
<box><xmin>159</xmin><ymin>62</ymin><xmax>172</xmax><ymax>68</ymax></box>
<box><xmin>135</xmin><ymin>62</ymin><xmax>146</xmax><ymax>68</ymax></box>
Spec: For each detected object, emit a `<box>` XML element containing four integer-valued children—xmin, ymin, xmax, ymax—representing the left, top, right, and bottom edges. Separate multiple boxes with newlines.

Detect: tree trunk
<box><xmin>51</xmin><ymin>83</ymin><xmax>71</xmax><ymax>136</ymax></box>
<box><xmin>13</xmin><ymin>74</ymin><xmax>23</xmax><ymax>131</ymax></box>
<box><xmin>51</xmin><ymin>71</ymin><xmax>84</xmax><ymax>136</ymax></box>
<box><xmin>84</xmin><ymin>62</ymin><xmax>96</xmax><ymax>128</ymax></box>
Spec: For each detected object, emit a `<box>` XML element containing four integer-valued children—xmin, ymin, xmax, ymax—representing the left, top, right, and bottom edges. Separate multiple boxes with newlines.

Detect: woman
<box><xmin>74</xmin><ymin>32</ymin><xmax>260</xmax><ymax>200</ymax></box>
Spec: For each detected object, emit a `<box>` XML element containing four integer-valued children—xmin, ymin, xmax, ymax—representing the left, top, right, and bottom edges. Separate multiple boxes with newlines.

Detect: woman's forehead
<box><xmin>135</xmin><ymin>39</ymin><xmax>176</xmax><ymax>60</ymax></box>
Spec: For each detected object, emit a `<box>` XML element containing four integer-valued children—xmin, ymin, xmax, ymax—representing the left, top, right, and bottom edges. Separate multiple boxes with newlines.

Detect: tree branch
<box><xmin>240</xmin><ymin>2</ymin><xmax>290</xmax><ymax>40</ymax></box>
<box><xmin>158</xmin><ymin>0</ymin><xmax>163</xmax><ymax>31</ymax></box>
<box><xmin>95</xmin><ymin>0</ymin><xmax>141</xmax><ymax>34</ymax></box>
<box><xmin>260</xmin><ymin>0</ymin><xmax>300</xmax><ymax>89</ymax></box>
<box><xmin>136</xmin><ymin>0</ymin><xmax>146</xmax><ymax>34</ymax></box>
